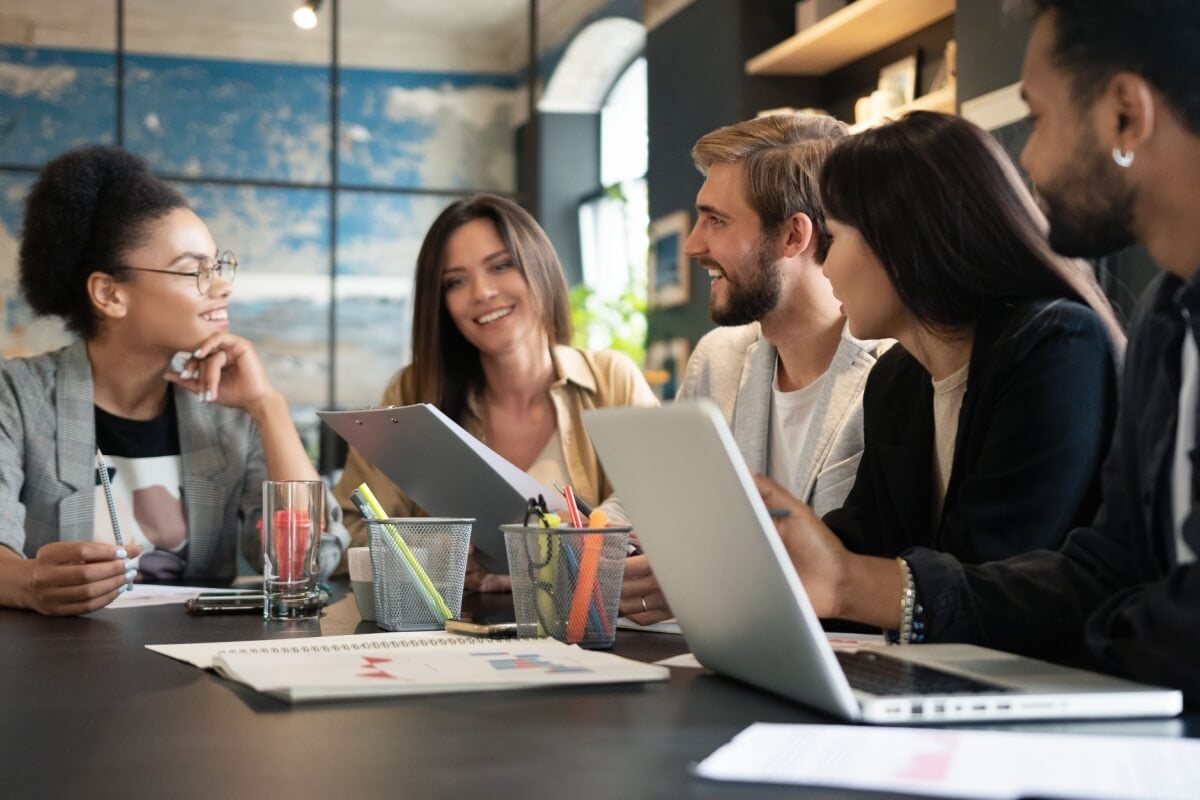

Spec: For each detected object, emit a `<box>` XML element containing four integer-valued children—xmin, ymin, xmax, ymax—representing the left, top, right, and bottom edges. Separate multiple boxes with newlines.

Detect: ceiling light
<box><xmin>292</xmin><ymin>0</ymin><xmax>321</xmax><ymax>30</ymax></box>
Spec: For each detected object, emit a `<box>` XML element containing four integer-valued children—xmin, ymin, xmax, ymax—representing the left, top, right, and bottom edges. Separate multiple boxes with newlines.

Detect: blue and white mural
<box><xmin>125</xmin><ymin>55</ymin><xmax>331</xmax><ymax>182</ymax></box>
<box><xmin>176</xmin><ymin>182</ymin><xmax>331</xmax><ymax>445</ymax></box>
<box><xmin>339</xmin><ymin>69</ymin><xmax>516</xmax><ymax>191</ymax></box>
<box><xmin>0</xmin><ymin>44</ymin><xmax>518</xmax><ymax>450</ymax></box>
<box><xmin>335</xmin><ymin>191</ymin><xmax>457</xmax><ymax>407</ymax></box>
<box><xmin>0</xmin><ymin>46</ymin><xmax>116</xmax><ymax>166</ymax></box>
<box><xmin>0</xmin><ymin>173</ymin><xmax>72</xmax><ymax>358</ymax></box>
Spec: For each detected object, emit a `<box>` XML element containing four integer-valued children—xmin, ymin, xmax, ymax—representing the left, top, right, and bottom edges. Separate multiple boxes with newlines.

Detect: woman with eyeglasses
<box><xmin>0</xmin><ymin>144</ymin><xmax>347</xmax><ymax>616</ymax></box>
<box><xmin>334</xmin><ymin>193</ymin><xmax>658</xmax><ymax>591</ymax></box>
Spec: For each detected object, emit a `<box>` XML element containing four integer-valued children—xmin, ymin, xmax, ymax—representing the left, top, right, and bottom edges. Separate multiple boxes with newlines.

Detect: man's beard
<box><xmin>707</xmin><ymin>238</ymin><xmax>783</xmax><ymax>326</ymax></box>
<box><xmin>1038</xmin><ymin>129</ymin><xmax>1138</xmax><ymax>259</ymax></box>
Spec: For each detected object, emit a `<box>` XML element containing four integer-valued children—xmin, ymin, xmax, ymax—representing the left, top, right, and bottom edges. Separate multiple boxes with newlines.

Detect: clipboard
<box><xmin>318</xmin><ymin>404</ymin><xmax>562</xmax><ymax>574</ymax></box>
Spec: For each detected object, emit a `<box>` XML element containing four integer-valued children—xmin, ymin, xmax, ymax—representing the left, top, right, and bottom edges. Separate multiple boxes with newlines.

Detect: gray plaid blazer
<box><xmin>0</xmin><ymin>341</ymin><xmax>346</xmax><ymax>582</ymax></box>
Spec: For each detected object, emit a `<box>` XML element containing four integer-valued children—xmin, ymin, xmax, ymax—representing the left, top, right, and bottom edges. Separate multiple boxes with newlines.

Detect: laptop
<box><xmin>584</xmin><ymin>400</ymin><xmax>1182</xmax><ymax>724</ymax></box>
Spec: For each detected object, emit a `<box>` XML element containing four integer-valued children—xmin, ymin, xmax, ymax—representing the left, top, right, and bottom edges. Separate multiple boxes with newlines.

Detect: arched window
<box><xmin>577</xmin><ymin>55</ymin><xmax>648</xmax><ymax>359</ymax></box>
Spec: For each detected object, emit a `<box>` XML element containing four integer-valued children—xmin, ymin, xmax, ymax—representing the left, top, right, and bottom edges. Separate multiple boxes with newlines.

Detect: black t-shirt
<box><xmin>94</xmin><ymin>391</ymin><xmax>188</xmax><ymax>581</ymax></box>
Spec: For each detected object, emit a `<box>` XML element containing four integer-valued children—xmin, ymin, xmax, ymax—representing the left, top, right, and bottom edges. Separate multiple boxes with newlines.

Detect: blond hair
<box><xmin>691</xmin><ymin>114</ymin><xmax>849</xmax><ymax>261</ymax></box>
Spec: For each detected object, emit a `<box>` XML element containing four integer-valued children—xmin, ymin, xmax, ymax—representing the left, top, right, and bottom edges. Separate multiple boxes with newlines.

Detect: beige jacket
<box><xmin>678</xmin><ymin>322</ymin><xmax>890</xmax><ymax>517</ymax></box>
<box><xmin>334</xmin><ymin>346</ymin><xmax>659</xmax><ymax>552</ymax></box>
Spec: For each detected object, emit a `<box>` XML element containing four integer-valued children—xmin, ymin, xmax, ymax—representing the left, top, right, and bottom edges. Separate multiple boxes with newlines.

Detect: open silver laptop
<box><xmin>584</xmin><ymin>401</ymin><xmax>1182</xmax><ymax>724</ymax></box>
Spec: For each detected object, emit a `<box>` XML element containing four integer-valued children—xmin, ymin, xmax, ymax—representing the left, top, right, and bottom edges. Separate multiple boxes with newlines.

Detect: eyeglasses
<box><xmin>126</xmin><ymin>250</ymin><xmax>238</xmax><ymax>295</ymax></box>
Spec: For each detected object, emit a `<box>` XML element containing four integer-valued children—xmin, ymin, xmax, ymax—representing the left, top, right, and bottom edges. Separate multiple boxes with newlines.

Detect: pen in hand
<box><xmin>96</xmin><ymin>447</ymin><xmax>133</xmax><ymax>592</ymax></box>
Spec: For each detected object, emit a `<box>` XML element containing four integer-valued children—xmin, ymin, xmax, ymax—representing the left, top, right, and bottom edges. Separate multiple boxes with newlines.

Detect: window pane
<box><xmin>334</xmin><ymin>191</ymin><xmax>457</xmax><ymax>408</ymax></box>
<box><xmin>338</xmin><ymin>2</ymin><xmax>521</xmax><ymax>191</ymax></box>
<box><xmin>124</xmin><ymin>0</ymin><xmax>331</xmax><ymax>182</ymax></box>
<box><xmin>600</xmin><ymin>57</ymin><xmax>647</xmax><ymax>186</ymax></box>
<box><xmin>0</xmin><ymin>0</ymin><xmax>118</xmax><ymax>167</ymax></box>
<box><xmin>178</xmin><ymin>183</ymin><xmax>331</xmax><ymax>450</ymax></box>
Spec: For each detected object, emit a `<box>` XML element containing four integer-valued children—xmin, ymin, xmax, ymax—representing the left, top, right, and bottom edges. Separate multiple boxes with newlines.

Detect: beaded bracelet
<box><xmin>886</xmin><ymin>557</ymin><xmax>917</xmax><ymax>645</ymax></box>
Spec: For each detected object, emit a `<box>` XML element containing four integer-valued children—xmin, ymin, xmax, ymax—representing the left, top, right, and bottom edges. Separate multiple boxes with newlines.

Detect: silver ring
<box><xmin>640</xmin><ymin>595</ymin><xmax>649</xmax><ymax>613</ymax></box>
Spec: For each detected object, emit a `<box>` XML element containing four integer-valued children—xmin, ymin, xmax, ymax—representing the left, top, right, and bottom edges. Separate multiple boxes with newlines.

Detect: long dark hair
<box><xmin>409</xmin><ymin>194</ymin><xmax>572</xmax><ymax>423</ymax></box>
<box><xmin>819</xmin><ymin>111</ymin><xmax>1123</xmax><ymax>345</ymax></box>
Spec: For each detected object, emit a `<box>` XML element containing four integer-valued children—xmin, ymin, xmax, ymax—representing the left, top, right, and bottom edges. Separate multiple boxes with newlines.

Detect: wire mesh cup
<box><xmin>367</xmin><ymin>518</ymin><xmax>471</xmax><ymax>631</ymax></box>
<box><xmin>502</xmin><ymin>524</ymin><xmax>631</xmax><ymax>649</ymax></box>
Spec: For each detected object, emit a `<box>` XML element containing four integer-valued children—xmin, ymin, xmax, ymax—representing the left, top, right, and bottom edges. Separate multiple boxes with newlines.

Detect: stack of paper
<box><xmin>695</xmin><ymin>723</ymin><xmax>1200</xmax><ymax>800</ymax></box>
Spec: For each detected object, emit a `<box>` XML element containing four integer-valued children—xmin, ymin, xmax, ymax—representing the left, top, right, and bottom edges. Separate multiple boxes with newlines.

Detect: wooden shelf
<box><xmin>849</xmin><ymin>85</ymin><xmax>956</xmax><ymax>132</ymax></box>
<box><xmin>746</xmin><ymin>0</ymin><xmax>955</xmax><ymax>76</ymax></box>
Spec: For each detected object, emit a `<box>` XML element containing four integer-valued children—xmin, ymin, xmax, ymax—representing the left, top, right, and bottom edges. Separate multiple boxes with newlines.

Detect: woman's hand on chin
<box><xmin>165</xmin><ymin>332</ymin><xmax>278</xmax><ymax>413</ymax></box>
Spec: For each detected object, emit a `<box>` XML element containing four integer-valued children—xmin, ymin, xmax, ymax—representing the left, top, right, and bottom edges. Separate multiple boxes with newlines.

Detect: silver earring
<box><xmin>1112</xmin><ymin>146</ymin><xmax>1135</xmax><ymax>168</ymax></box>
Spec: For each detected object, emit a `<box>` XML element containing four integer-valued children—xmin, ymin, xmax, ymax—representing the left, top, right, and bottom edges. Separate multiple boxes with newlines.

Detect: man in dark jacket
<box><xmin>762</xmin><ymin>0</ymin><xmax>1200</xmax><ymax>702</ymax></box>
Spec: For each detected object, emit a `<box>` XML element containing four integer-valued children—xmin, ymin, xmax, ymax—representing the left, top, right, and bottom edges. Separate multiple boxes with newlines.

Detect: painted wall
<box><xmin>0</xmin><ymin>44</ymin><xmax>519</xmax><ymax>454</ymax></box>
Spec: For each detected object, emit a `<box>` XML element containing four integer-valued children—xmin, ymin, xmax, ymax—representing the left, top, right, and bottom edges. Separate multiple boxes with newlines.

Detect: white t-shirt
<box><xmin>93</xmin><ymin>396</ymin><xmax>188</xmax><ymax>582</ymax></box>
<box><xmin>931</xmin><ymin>362</ymin><xmax>970</xmax><ymax>521</ymax></box>
<box><xmin>1171</xmin><ymin>329</ymin><xmax>1198</xmax><ymax>565</ymax></box>
<box><xmin>766</xmin><ymin>360</ymin><xmax>828</xmax><ymax>498</ymax></box>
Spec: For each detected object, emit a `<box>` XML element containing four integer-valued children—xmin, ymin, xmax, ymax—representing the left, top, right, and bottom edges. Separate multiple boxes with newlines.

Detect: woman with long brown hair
<box><xmin>335</xmin><ymin>194</ymin><xmax>657</xmax><ymax>590</ymax></box>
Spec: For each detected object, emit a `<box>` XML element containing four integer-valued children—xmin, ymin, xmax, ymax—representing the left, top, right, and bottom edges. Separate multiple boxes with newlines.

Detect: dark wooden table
<box><xmin>3</xmin><ymin>586</ymin><xmax>1195</xmax><ymax>800</ymax></box>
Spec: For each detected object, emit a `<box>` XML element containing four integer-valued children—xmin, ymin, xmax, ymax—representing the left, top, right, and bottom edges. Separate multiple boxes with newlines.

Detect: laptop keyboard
<box><xmin>836</xmin><ymin>650</ymin><xmax>1014</xmax><ymax>696</ymax></box>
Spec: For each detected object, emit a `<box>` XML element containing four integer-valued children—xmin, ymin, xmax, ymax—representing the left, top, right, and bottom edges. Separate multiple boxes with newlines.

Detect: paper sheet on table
<box><xmin>694</xmin><ymin>723</ymin><xmax>1200</xmax><ymax>800</ymax></box>
<box><xmin>656</xmin><ymin>652</ymin><xmax>702</xmax><ymax>669</ymax></box>
<box><xmin>102</xmin><ymin>584</ymin><xmax>254</xmax><ymax>610</ymax></box>
<box><xmin>617</xmin><ymin>617</ymin><xmax>683</xmax><ymax>635</ymax></box>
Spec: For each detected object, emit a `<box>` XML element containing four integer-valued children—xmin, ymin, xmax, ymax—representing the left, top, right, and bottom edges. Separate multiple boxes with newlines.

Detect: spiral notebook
<box><xmin>147</xmin><ymin>632</ymin><xmax>668</xmax><ymax>703</ymax></box>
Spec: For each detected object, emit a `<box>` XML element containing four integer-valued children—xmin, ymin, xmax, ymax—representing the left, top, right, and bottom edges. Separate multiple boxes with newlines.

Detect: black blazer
<box><xmin>911</xmin><ymin>274</ymin><xmax>1200</xmax><ymax>702</ymax></box>
<box><xmin>824</xmin><ymin>298</ymin><xmax>1119</xmax><ymax>564</ymax></box>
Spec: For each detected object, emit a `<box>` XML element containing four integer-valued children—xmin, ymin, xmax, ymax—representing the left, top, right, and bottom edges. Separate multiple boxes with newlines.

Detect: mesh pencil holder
<box><xmin>502</xmin><ymin>524</ymin><xmax>631</xmax><ymax>649</ymax></box>
<box><xmin>367</xmin><ymin>518</ymin><xmax>471</xmax><ymax>631</ymax></box>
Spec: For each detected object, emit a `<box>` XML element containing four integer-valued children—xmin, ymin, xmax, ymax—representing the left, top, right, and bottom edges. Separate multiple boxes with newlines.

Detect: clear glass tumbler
<box><xmin>262</xmin><ymin>480</ymin><xmax>323</xmax><ymax>620</ymax></box>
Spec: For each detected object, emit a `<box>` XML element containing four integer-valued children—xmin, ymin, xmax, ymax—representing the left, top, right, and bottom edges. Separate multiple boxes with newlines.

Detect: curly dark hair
<box><xmin>18</xmin><ymin>144</ymin><xmax>188</xmax><ymax>339</ymax></box>
<box><xmin>1009</xmin><ymin>0</ymin><xmax>1200</xmax><ymax>135</ymax></box>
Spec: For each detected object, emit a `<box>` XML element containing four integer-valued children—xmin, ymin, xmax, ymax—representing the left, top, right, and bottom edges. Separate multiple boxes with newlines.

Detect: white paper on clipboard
<box><xmin>318</xmin><ymin>404</ymin><xmax>563</xmax><ymax>573</ymax></box>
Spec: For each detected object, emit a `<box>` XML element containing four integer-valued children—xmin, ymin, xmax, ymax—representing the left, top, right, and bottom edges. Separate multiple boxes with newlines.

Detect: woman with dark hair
<box><xmin>0</xmin><ymin>145</ymin><xmax>347</xmax><ymax>616</ymax></box>
<box><xmin>756</xmin><ymin>111</ymin><xmax>1124</xmax><ymax>633</ymax></box>
<box><xmin>334</xmin><ymin>193</ymin><xmax>657</xmax><ymax>590</ymax></box>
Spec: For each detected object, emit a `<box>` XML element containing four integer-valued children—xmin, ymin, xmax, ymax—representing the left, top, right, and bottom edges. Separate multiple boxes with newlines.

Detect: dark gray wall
<box><xmin>956</xmin><ymin>0</ymin><xmax>1032</xmax><ymax>102</ymax></box>
<box><xmin>536</xmin><ymin>113</ymin><xmax>601</xmax><ymax>285</ymax></box>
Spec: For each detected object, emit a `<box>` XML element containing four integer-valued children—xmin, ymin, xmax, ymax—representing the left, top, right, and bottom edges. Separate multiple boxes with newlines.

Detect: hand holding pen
<box><xmin>21</xmin><ymin>541</ymin><xmax>143</xmax><ymax>616</ymax></box>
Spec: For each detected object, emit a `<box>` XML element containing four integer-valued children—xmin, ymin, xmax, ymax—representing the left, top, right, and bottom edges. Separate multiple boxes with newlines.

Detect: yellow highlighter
<box><xmin>354</xmin><ymin>482</ymin><xmax>453</xmax><ymax>621</ymax></box>
<box><xmin>535</xmin><ymin>511</ymin><xmax>559</xmax><ymax>638</ymax></box>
